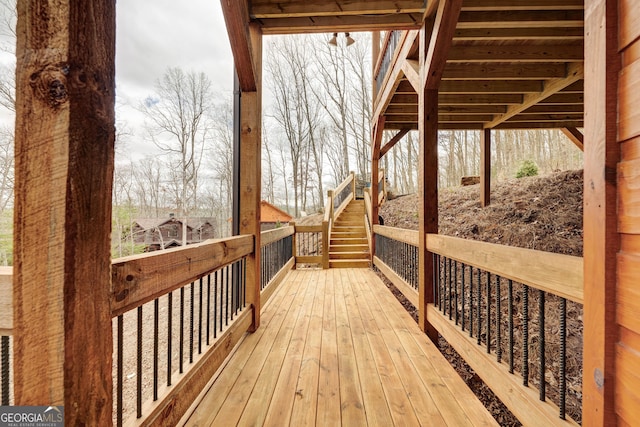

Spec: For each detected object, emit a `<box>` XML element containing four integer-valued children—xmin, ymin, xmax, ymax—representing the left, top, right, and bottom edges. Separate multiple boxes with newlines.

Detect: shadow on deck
<box><xmin>182</xmin><ymin>268</ymin><xmax>497</xmax><ymax>426</ymax></box>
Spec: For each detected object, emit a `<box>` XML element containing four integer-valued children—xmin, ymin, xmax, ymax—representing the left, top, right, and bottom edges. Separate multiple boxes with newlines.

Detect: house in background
<box><xmin>260</xmin><ymin>200</ymin><xmax>293</xmax><ymax>231</ymax></box>
<box><xmin>131</xmin><ymin>214</ymin><xmax>216</xmax><ymax>251</ymax></box>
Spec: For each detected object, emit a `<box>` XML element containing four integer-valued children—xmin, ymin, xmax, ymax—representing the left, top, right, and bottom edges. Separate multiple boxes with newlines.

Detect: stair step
<box><xmin>330</xmin><ymin>251</ymin><xmax>369</xmax><ymax>260</ymax></box>
<box><xmin>331</xmin><ymin>232</ymin><xmax>366</xmax><ymax>238</ymax></box>
<box><xmin>330</xmin><ymin>237</ymin><xmax>368</xmax><ymax>245</ymax></box>
<box><xmin>329</xmin><ymin>244</ymin><xmax>369</xmax><ymax>252</ymax></box>
<box><xmin>329</xmin><ymin>259</ymin><xmax>370</xmax><ymax>269</ymax></box>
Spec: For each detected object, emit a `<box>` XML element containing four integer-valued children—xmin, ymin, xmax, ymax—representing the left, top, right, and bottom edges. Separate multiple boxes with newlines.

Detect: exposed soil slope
<box><xmin>380</xmin><ymin>169</ymin><xmax>583</xmax><ymax>256</ymax></box>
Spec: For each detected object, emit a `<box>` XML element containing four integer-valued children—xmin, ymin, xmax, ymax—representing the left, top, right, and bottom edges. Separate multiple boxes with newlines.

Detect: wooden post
<box><xmin>13</xmin><ymin>1</ymin><xmax>115</xmax><ymax>424</ymax></box>
<box><xmin>371</xmin><ymin>117</ymin><xmax>385</xmax><ymax>258</ymax></box>
<box><xmin>480</xmin><ymin>128</ymin><xmax>491</xmax><ymax>207</ymax></box>
<box><xmin>583</xmin><ymin>0</ymin><xmax>620</xmax><ymax>424</ymax></box>
<box><xmin>239</xmin><ymin>24</ymin><xmax>263</xmax><ymax>332</ymax></box>
<box><xmin>418</xmin><ymin>0</ymin><xmax>462</xmax><ymax>341</ymax></box>
<box><xmin>418</xmin><ymin>86</ymin><xmax>439</xmax><ymax>342</ymax></box>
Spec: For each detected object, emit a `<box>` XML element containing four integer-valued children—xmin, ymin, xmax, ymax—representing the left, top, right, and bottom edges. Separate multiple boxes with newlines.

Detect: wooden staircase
<box><xmin>329</xmin><ymin>199</ymin><xmax>370</xmax><ymax>268</ymax></box>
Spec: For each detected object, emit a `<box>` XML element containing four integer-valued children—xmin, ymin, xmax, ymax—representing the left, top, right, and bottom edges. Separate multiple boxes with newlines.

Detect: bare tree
<box><xmin>139</xmin><ymin>67</ymin><xmax>213</xmax><ymax>244</ymax></box>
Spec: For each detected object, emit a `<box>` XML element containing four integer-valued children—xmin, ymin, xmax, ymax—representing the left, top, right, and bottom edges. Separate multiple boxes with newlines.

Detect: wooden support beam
<box><xmin>401</xmin><ymin>59</ymin><xmax>421</xmax><ymax>92</ymax></box>
<box><xmin>485</xmin><ymin>63</ymin><xmax>584</xmax><ymax>128</ymax></box>
<box><xmin>250</xmin><ymin>0</ymin><xmax>426</xmax><ymax>18</ymax></box>
<box><xmin>372</xmin><ymin>31</ymin><xmax>380</xmax><ymax>95</ymax></box>
<box><xmin>380</xmin><ymin>129</ymin><xmax>410</xmax><ymax>157</ymax></box>
<box><xmin>582</xmin><ymin>0</ymin><xmax>620</xmax><ymax>424</ymax></box>
<box><xmin>221</xmin><ymin>0</ymin><xmax>258</xmax><ymax>92</ymax></box>
<box><xmin>239</xmin><ymin>23</ymin><xmax>263</xmax><ymax>331</ymax></box>
<box><xmin>561</xmin><ymin>127</ymin><xmax>584</xmax><ymax>151</ymax></box>
<box><xmin>13</xmin><ymin>1</ymin><xmax>115</xmax><ymax>423</ymax></box>
<box><xmin>480</xmin><ymin>129</ymin><xmax>491</xmax><ymax>207</ymax></box>
<box><xmin>424</xmin><ymin>0</ymin><xmax>464</xmax><ymax>89</ymax></box>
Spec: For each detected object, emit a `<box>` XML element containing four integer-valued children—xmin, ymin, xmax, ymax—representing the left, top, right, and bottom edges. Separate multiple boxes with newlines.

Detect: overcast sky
<box><xmin>0</xmin><ymin>0</ymin><xmax>235</xmax><ymax>158</ymax></box>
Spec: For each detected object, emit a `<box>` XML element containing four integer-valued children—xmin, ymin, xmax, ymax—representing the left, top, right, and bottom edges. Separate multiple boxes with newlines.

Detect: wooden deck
<box><xmin>182</xmin><ymin>268</ymin><xmax>497</xmax><ymax>426</ymax></box>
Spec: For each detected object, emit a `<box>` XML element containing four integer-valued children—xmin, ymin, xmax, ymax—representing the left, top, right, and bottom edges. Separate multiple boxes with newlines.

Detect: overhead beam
<box><xmin>485</xmin><ymin>63</ymin><xmax>584</xmax><ymax>128</ymax></box>
<box><xmin>380</xmin><ymin>129</ymin><xmax>410</xmax><ymax>157</ymax></box>
<box><xmin>221</xmin><ymin>0</ymin><xmax>258</xmax><ymax>92</ymax></box>
<box><xmin>250</xmin><ymin>0</ymin><xmax>425</xmax><ymax>18</ymax></box>
<box><xmin>454</xmin><ymin>27</ymin><xmax>584</xmax><ymax>41</ymax></box>
<box><xmin>457</xmin><ymin>10</ymin><xmax>584</xmax><ymax>28</ymax></box>
<box><xmin>424</xmin><ymin>0</ymin><xmax>464</xmax><ymax>89</ymax></box>
<box><xmin>561</xmin><ymin>127</ymin><xmax>584</xmax><ymax>151</ymax></box>
<box><xmin>440</xmin><ymin>80</ymin><xmax>543</xmax><ymax>93</ymax></box>
<box><xmin>448</xmin><ymin>44</ymin><xmax>584</xmax><ymax>62</ymax></box>
<box><xmin>442</xmin><ymin>63</ymin><xmax>570</xmax><ymax>80</ymax></box>
<box><xmin>257</xmin><ymin>14</ymin><xmax>424</xmax><ymax>34</ymax></box>
<box><xmin>461</xmin><ymin>0</ymin><xmax>583</xmax><ymax>10</ymax></box>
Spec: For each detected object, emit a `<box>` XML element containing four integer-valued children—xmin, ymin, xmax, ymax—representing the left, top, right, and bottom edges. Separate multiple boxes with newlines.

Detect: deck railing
<box><xmin>373</xmin><ymin>30</ymin><xmax>401</xmax><ymax>97</ymax></box>
<box><xmin>111</xmin><ymin>236</ymin><xmax>254</xmax><ymax>426</ymax></box>
<box><xmin>373</xmin><ymin>225</ymin><xmax>583</xmax><ymax>426</ymax></box>
<box><xmin>0</xmin><ymin>228</ymin><xmax>300</xmax><ymax>425</ymax></box>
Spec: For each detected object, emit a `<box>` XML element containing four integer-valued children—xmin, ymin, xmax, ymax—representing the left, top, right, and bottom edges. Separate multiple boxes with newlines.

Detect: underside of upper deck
<box><xmin>373</xmin><ymin>0</ymin><xmax>584</xmax><ymax>132</ymax></box>
<box><xmin>182</xmin><ymin>268</ymin><xmax>497</xmax><ymax>426</ymax></box>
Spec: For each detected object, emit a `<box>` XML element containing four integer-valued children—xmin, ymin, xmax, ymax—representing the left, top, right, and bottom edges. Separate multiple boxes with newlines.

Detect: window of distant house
<box><xmin>168</xmin><ymin>224</ymin><xmax>178</xmax><ymax>238</ymax></box>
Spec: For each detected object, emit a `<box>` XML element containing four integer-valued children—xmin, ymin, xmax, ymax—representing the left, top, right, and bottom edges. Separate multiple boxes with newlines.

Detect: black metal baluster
<box><xmin>461</xmin><ymin>263</ymin><xmax>466</xmax><ymax>331</ymax></box>
<box><xmin>438</xmin><ymin>255</ymin><xmax>443</xmax><ymax>311</ymax></box>
<box><xmin>190</xmin><ymin>282</ymin><xmax>195</xmax><ymax>364</ymax></box>
<box><xmin>523</xmin><ymin>285</ymin><xmax>529</xmax><ymax>387</ymax></box>
<box><xmin>198</xmin><ymin>277</ymin><xmax>203</xmax><ymax>354</ymax></box>
<box><xmin>538</xmin><ymin>289</ymin><xmax>546</xmax><ymax>401</ymax></box>
<box><xmin>136</xmin><ymin>306</ymin><xmax>143</xmax><ymax>419</ymax></box>
<box><xmin>153</xmin><ymin>298</ymin><xmax>159</xmax><ymax>401</ymax></box>
<box><xmin>206</xmin><ymin>275</ymin><xmax>211</xmax><ymax>346</ymax></box>
<box><xmin>469</xmin><ymin>266</ymin><xmax>474</xmax><ymax>338</ymax></box>
<box><xmin>117</xmin><ymin>316</ymin><xmax>123</xmax><ymax>427</ymax></box>
<box><xmin>1</xmin><ymin>336</ymin><xmax>8</xmax><ymax>405</ymax></box>
<box><xmin>225</xmin><ymin>266</ymin><xmax>230</xmax><ymax>326</ymax></box>
<box><xmin>179</xmin><ymin>287</ymin><xmax>184</xmax><ymax>374</ymax></box>
<box><xmin>167</xmin><ymin>293</ymin><xmax>172</xmax><ymax>386</ymax></box>
<box><xmin>477</xmin><ymin>268</ymin><xmax>482</xmax><ymax>345</ymax></box>
<box><xmin>560</xmin><ymin>298</ymin><xmax>567</xmax><ymax>420</ymax></box>
<box><xmin>448</xmin><ymin>258</ymin><xmax>453</xmax><ymax>320</ymax></box>
<box><xmin>214</xmin><ymin>270</ymin><xmax>219</xmax><ymax>336</ymax></box>
<box><xmin>496</xmin><ymin>276</ymin><xmax>502</xmax><ymax>363</ymax></box>
<box><xmin>454</xmin><ymin>261</ymin><xmax>459</xmax><ymax>325</ymax></box>
<box><xmin>508</xmin><ymin>280</ymin><xmax>514</xmax><ymax>374</ymax></box>
<box><xmin>486</xmin><ymin>272</ymin><xmax>491</xmax><ymax>354</ymax></box>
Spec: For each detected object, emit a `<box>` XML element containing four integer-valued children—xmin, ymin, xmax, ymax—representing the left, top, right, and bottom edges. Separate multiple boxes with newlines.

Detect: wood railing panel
<box><xmin>111</xmin><ymin>235</ymin><xmax>254</xmax><ymax>316</ymax></box>
<box><xmin>426</xmin><ymin>234</ymin><xmax>583</xmax><ymax>303</ymax></box>
<box><xmin>427</xmin><ymin>306</ymin><xmax>580</xmax><ymax>427</ymax></box>
<box><xmin>261</xmin><ymin>226</ymin><xmax>294</xmax><ymax>246</ymax></box>
<box><xmin>139</xmin><ymin>309</ymin><xmax>252</xmax><ymax>427</ymax></box>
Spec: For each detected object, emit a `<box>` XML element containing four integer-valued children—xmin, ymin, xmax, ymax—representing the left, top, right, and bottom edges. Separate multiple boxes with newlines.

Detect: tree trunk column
<box><xmin>13</xmin><ymin>1</ymin><xmax>115</xmax><ymax>424</ymax></box>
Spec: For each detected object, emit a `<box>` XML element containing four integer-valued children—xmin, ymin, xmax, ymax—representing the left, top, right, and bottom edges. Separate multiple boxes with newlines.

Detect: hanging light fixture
<box><xmin>345</xmin><ymin>32</ymin><xmax>355</xmax><ymax>46</ymax></box>
<box><xmin>328</xmin><ymin>33</ymin><xmax>338</xmax><ymax>46</ymax></box>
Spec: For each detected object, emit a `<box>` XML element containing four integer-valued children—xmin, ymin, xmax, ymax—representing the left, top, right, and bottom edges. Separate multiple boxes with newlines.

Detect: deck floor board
<box><xmin>183</xmin><ymin>268</ymin><xmax>498</xmax><ymax>427</ymax></box>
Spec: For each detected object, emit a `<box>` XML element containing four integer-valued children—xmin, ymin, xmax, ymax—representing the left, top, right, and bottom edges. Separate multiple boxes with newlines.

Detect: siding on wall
<box><xmin>617</xmin><ymin>2</ymin><xmax>640</xmax><ymax>423</ymax></box>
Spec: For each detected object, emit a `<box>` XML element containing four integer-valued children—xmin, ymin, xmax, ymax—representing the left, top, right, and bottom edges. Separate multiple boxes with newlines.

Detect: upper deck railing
<box><xmin>373</xmin><ymin>30</ymin><xmax>402</xmax><ymax>97</ymax></box>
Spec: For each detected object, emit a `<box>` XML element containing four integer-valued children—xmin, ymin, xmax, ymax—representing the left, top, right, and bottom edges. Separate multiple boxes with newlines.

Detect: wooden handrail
<box><xmin>333</xmin><ymin>171</ymin><xmax>354</xmax><ymax>201</ymax></box>
<box><xmin>261</xmin><ymin>225</ymin><xmax>294</xmax><ymax>246</ymax></box>
<box><xmin>372</xmin><ymin>227</ymin><xmax>583</xmax><ymax>303</ymax></box>
<box><xmin>426</xmin><ymin>234</ymin><xmax>584</xmax><ymax>303</ymax></box>
<box><xmin>111</xmin><ymin>235</ymin><xmax>254</xmax><ymax>317</ymax></box>
<box><xmin>373</xmin><ymin>224</ymin><xmax>419</xmax><ymax>246</ymax></box>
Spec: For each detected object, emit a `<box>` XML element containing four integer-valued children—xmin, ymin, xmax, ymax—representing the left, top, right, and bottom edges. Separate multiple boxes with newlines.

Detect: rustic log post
<box><xmin>480</xmin><ymin>128</ymin><xmax>491</xmax><ymax>207</ymax></box>
<box><xmin>583</xmin><ymin>0</ymin><xmax>620</xmax><ymax>424</ymax></box>
<box><xmin>13</xmin><ymin>1</ymin><xmax>115</xmax><ymax>424</ymax></box>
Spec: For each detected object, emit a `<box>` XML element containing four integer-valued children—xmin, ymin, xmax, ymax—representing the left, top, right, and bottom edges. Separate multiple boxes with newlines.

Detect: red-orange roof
<box><xmin>260</xmin><ymin>200</ymin><xmax>292</xmax><ymax>223</ymax></box>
